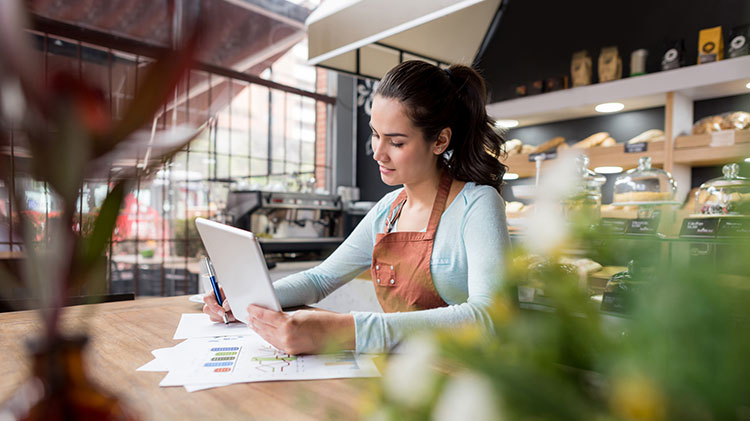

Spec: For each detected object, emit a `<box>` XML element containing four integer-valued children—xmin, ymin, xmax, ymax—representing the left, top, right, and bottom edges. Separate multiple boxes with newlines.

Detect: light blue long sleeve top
<box><xmin>273</xmin><ymin>182</ymin><xmax>510</xmax><ymax>353</ymax></box>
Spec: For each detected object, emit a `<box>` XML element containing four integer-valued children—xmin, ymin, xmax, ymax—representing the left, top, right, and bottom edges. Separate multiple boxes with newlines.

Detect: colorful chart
<box><xmin>250</xmin><ymin>345</ymin><xmax>297</xmax><ymax>373</ymax></box>
<box><xmin>203</xmin><ymin>345</ymin><xmax>242</xmax><ymax>372</ymax></box>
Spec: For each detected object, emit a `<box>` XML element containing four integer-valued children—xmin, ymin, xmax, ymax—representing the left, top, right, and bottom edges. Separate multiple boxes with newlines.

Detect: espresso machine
<box><xmin>225</xmin><ymin>190</ymin><xmax>343</xmax><ymax>258</ymax></box>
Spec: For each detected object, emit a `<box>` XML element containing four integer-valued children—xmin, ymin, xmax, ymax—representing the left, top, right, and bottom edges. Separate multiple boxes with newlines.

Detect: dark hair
<box><xmin>374</xmin><ymin>60</ymin><xmax>507</xmax><ymax>190</ymax></box>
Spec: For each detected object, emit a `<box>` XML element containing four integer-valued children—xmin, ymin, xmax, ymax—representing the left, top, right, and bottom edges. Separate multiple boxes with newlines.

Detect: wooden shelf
<box><xmin>487</xmin><ymin>55</ymin><xmax>750</xmax><ymax>127</ymax></box>
<box><xmin>503</xmin><ymin>142</ymin><xmax>665</xmax><ymax>179</ymax></box>
<box><xmin>673</xmin><ymin>130</ymin><xmax>750</xmax><ymax>166</ymax></box>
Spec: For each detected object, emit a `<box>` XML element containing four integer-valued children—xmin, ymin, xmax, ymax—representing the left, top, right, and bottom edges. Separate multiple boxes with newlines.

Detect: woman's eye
<box><xmin>391</xmin><ymin>142</ymin><xmax>403</xmax><ymax>148</ymax></box>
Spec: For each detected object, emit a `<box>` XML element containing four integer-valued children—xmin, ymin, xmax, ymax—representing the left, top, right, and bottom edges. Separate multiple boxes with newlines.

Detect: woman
<box><xmin>204</xmin><ymin>60</ymin><xmax>510</xmax><ymax>354</ymax></box>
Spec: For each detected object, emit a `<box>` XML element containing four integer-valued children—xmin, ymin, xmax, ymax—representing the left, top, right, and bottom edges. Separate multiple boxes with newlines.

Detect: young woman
<box><xmin>204</xmin><ymin>60</ymin><xmax>510</xmax><ymax>354</ymax></box>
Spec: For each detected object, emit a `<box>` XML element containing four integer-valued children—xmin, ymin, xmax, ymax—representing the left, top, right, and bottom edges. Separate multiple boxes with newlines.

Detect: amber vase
<box><xmin>1</xmin><ymin>335</ymin><xmax>136</xmax><ymax>420</ymax></box>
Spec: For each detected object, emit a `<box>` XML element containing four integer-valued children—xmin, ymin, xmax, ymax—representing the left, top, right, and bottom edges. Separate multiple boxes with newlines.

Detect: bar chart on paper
<box><xmin>159</xmin><ymin>335</ymin><xmax>380</xmax><ymax>387</ymax></box>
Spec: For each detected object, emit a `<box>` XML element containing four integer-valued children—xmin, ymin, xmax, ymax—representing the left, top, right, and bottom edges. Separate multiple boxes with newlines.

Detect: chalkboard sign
<box><xmin>624</xmin><ymin>142</ymin><xmax>648</xmax><ymax>153</ymax></box>
<box><xmin>679</xmin><ymin>218</ymin><xmax>719</xmax><ymax>238</ymax></box>
<box><xmin>625</xmin><ymin>218</ymin><xmax>660</xmax><ymax>235</ymax></box>
<box><xmin>600</xmin><ymin>218</ymin><xmax>629</xmax><ymax>234</ymax></box>
<box><xmin>528</xmin><ymin>151</ymin><xmax>557</xmax><ymax>162</ymax></box>
<box><xmin>717</xmin><ymin>218</ymin><xmax>750</xmax><ymax>237</ymax></box>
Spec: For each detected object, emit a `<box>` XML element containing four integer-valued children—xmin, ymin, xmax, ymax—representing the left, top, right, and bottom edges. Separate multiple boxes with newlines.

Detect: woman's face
<box><xmin>370</xmin><ymin>95</ymin><xmax>439</xmax><ymax>187</ymax></box>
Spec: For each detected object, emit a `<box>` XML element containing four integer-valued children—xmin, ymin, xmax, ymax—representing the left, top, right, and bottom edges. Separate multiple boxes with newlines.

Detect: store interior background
<box><xmin>1</xmin><ymin>0</ymin><xmax>748</xmax><ymax>305</ymax></box>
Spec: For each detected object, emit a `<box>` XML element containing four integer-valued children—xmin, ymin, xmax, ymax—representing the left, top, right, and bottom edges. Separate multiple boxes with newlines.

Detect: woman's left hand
<box><xmin>246</xmin><ymin>305</ymin><xmax>355</xmax><ymax>355</ymax></box>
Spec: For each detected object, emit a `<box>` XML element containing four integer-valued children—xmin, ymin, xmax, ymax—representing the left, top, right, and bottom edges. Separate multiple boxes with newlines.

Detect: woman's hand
<box><xmin>202</xmin><ymin>287</ymin><xmax>236</xmax><ymax>323</ymax></box>
<box><xmin>247</xmin><ymin>305</ymin><xmax>355</xmax><ymax>355</ymax></box>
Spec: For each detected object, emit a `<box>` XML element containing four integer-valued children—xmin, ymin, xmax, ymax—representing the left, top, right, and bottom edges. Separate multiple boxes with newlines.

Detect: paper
<box><xmin>158</xmin><ymin>335</ymin><xmax>380</xmax><ymax>387</ymax></box>
<box><xmin>140</xmin><ymin>313</ymin><xmax>380</xmax><ymax>391</ymax></box>
<box><xmin>173</xmin><ymin>313</ymin><xmax>258</xmax><ymax>339</ymax></box>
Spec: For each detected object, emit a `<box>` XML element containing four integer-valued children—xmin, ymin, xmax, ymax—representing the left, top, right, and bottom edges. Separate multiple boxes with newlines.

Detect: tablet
<box><xmin>194</xmin><ymin>218</ymin><xmax>281</xmax><ymax>323</ymax></box>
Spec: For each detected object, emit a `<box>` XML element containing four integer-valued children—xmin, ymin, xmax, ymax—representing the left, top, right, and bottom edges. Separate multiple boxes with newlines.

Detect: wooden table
<box><xmin>0</xmin><ymin>296</ymin><xmax>375</xmax><ymax>420</ymax></box>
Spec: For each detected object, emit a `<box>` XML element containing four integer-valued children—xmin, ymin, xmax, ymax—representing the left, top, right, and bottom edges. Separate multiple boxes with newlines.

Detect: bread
<box><xmin>692</xmin><ymin>116</ymin><xmax>723</xmax><ymax>135</ymax></box>
<box><xmin>627</xmin><ymin>129</ymin><xmax>664</xmax><ymax>144</ymax></box>
<box><xmin>521</xmin><ymin>144</ymin><xmax>535</xmax><ymax>154</ymax></box>
<box><xmin>613</xmin><ymin>191</ymin><xmax>673</xmax><ymax>203</ymax></box>
<box><xmin>722</xmin><ymin>112</ymin><xmax>750</xmax><ymax>130</ymax></box>
<box><xmin>505</xmin><ymin>201</ymin><xmax>525</xmax><ymax>213</ymax></box>
<box><xmin>557</xmin><ymin>142</ymin><xmax>569</xmax><ymax>151</ymax></box>
<box><xmin>571</xmin><ymin>132</ymin><xmax>610</xmax><ymax>149</ymax></box>
<box><xmin>601</xmin><ymin>137</ymin><xmax>616</xmax><ymax>147</ymax></box>
<box><xmin>531</xmin><ymin>136</ymin><xmax>566</xmax><ymax>153</ymax></box>
<box><xmin>558</xmin><ymin>257</ymin><xmax>603</xmax><ymax>275</ymax></box>
<box><xmin>504</xmin><ymin>139</ymin><xmax>523</xmax><ymax>156</ymax></box>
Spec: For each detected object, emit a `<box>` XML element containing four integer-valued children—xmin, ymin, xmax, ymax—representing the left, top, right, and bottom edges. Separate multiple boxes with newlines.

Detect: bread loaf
<box><xmin>601</xmin><ymin>137</ymin><xmax>616</xmax><ymax>147</ymax></box>
<box><xmin>504</xmin><ymin>139</ymin><xmax>523</xmax><ymax>156</ymax></box>
<box><xmin>571</xmin><ymin>132</ymin><xmax>609</xmax><ymax>149</ymax></box>
<box><xmin>626</xmin><ymin>129</ymin><xmax>664</xmax><ymax>144</ymax></box>
<box><xmin>531</xmin><ymin>136</ymin><xmax>566</xmax><ymax>153</ymax></box>
<box><xmin>521</xmin><ymin>144</ymin><xmax>535</xmax><ymax>154</ymax></box>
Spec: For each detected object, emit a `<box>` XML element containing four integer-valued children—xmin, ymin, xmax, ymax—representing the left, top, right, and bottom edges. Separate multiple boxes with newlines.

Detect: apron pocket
<box><xmin>374</xmin><ymin>262</ymin><xmax>397</xmax><ymax>287</ymax></box>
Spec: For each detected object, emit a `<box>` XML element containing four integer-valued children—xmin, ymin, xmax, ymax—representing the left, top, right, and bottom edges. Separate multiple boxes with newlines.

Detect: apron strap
<box><xmin>384</xmin><ymin>190</ymin><xmax>407</xmax><ymax>233</ymax></box>
<box><xmin>426</xmin><ymin>171</ymin><xmax>453</xmax><ymax>232</ymax></box>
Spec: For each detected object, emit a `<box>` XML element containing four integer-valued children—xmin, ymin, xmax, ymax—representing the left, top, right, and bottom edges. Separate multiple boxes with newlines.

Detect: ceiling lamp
<box><xmin>594</xmin><ymin>166</ymin><xmax>623</xmax><ymax>174</ymax></box>
<box><xmin>595</xmin><ymin>102</ymin><xmax>624</xmax><ymax>113</ymax></box>
<box><xmin>495</xmin><ymin>119</ymin><xmax>519</xmax><ymax>128</ymax></box>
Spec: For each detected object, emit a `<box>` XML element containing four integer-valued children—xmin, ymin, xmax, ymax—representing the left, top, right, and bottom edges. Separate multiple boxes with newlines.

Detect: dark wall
<box><xmin>477</xmin><ymin>0</ymin><xmax>750</xmax><ymax>102</ymax></box>
<box><xmin>355</xmin><ymin>79</ymin><xmax>399</xmax><ymax>201</ymax></box>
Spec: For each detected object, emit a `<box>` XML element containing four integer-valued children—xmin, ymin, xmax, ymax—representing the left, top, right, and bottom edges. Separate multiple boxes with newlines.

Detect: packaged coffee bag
<box><xmin>571</xmin><ymin>50</ymin><xmax>592</xmax><ymax>87</ymax></box>
<box><xmin>698</xmin><ymin>26</ymin><xmax>723</xmax><ymax>64</ymax></box>
<box><xmin>629</xmin><ymin>49</ymin><xmax>648</xmax><ymax>76</ymax></box>
<box><xmin>661</xmin><ymin>40</ymin><xmax>685</xmax><ymax>71</ymax></box>
<box><xmin>727</xmin><ymin>24</ymin><xmax>749</xmax><ymax>58</ymax></box>
<box><xmin>598</xmin><ymin>46</ymin><xmax>622</xmax><ymax>82</ymax></box>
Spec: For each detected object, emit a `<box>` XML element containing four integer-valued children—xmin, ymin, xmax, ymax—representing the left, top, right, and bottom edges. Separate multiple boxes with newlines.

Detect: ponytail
<box><xmin>375</xmin><ymin>60</ymin><xmax>507</xmax><ymax>190</ymax></box>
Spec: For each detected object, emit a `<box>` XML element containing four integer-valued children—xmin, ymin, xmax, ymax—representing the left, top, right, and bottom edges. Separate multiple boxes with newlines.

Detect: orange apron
<box><xmin>370</xmin><ymin>172</ymin><xmax>452</xmax><ymax>312</ymax></box>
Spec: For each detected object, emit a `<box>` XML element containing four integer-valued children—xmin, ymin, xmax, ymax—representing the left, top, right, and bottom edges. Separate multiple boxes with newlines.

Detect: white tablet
<box><xmin>194</xmin><ymin>218</ymin><xmax>281</xmax><ymax>323</ymax></box>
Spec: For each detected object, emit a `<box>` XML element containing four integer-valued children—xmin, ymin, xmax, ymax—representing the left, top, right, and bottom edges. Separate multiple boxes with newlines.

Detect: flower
<box><xmin>432</xmin><ymin>371</ymin><xmax>505</xmax><ymax>421</ymax></box>
<box><xmin>382</xmin><ymin>334</ymin><xmax>440</xmax><ymax>408</ymax></box>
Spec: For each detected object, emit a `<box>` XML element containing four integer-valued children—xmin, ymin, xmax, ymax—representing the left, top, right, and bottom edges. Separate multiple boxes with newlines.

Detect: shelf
<box><xmin>486</xmin><ymin>55</ymin><xmax>750</xmax><ymax>127</ymax></box>
<box><xmin>503</xmin><ymin>141</ymin><xmax>665</xmax><ymax>178</ymax></box>
<box><xmin>503</xmin><ymin>130</ymin><xmax>750</xmax><ymax>179</ymax></box>
<box><xmin>673</xmin><ymin>130</ymin><xmax>750</xmax><ymax>166</ymax></box>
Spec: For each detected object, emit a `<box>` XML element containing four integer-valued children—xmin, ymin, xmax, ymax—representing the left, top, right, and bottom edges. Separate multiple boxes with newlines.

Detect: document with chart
<box><xmin>154</xmin><ymin>327</ymin><xmax>379</xmax><ymax>388</ymax></box>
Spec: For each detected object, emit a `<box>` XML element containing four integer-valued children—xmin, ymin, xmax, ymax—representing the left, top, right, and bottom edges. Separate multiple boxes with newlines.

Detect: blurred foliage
<box><xmin>366</xmin><ymin>208</ymin><xmax>750</xmax><ymax>420</ymax></box>
<box><xmin>0</xmin><ymin>0</ymin><xmax>202</xmax><ymax>336</ymax></box>
<box><xmin>174</xmin><ymin>217</ymin><xmax>203</xmax><ymax>257</ymax></box>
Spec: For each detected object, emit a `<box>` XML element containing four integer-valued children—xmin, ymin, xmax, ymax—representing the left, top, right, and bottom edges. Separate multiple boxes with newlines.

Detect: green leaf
<box><xmin>68</xmin><ymin>180</ymin><xmax>128</xmax><ymax>291</ymax></box>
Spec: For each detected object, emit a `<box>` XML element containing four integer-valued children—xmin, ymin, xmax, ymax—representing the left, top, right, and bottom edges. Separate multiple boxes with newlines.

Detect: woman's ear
<box><xmin>434</xmin><ymin>127</ymin><xmax>452</xmax><ymax>155</ymax></box>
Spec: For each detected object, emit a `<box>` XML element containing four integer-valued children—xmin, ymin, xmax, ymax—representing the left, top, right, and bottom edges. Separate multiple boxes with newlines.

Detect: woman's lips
<box><xmin>379</xmin><ymin>166</ymin><xmax>394</xmax><ymax>174</ymax></box>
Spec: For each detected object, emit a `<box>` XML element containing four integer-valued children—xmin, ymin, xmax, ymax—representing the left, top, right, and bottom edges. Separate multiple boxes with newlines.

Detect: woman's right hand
<box><xmin>202</xmin><ymin>287</ymin><xmax>237</xmax><ymax>323</ymax></box>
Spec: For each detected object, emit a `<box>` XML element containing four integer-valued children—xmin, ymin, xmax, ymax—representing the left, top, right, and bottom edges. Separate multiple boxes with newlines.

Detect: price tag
<box><xmin>624</xmin><ymin>142</ymin><xmax>648</xmax><ymax>153</ymax></box>
<box><xmin>625</xmin><ymin>218</ymin><xmax>659</xmax><ymax>235</ymax></box>
<box><xmin>600</xmin><ymin>218</ymin><xmax>629</xmax><ymax>234</ymax></box>
<box><xmin>717</xmin><ymin>218</ymin><xmax>750</xmax><ymax>237</ymax></box>
<box><xmin>709</xmin><ymin>130</ymin><xmax>735</xmax><ymax>147</ymax></box>
<box><xmin>679</xmin><ymin>218</ymin><xmax>719</xmax><ymax>238</ymax></box>
<box><xmin>528</xmin><ymin>151</ymin><xmax>557</xmax><ymax>162</ymax></box>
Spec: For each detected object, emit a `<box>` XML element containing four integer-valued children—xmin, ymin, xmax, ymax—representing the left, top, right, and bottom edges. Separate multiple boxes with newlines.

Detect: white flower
<box><xmin>524</xmin><ymin>151</ymin><xmax>579</xmax><ymax>256</ymax></box>
<box><xmin>383</xmin><ymin>335</ymin><xmax>440</xmax><ymax>408</ymax></box>
<box><xmin>432</xmin><ymin>371</ymin><xmax>505</xmax><ymax>421</ymax></box>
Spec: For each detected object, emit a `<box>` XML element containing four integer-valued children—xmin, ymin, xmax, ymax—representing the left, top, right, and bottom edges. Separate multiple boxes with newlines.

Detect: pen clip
<box><xmin>203</xmin><ymin>256</ymin><xmax>216</xmax><ymax>278</ymax></box>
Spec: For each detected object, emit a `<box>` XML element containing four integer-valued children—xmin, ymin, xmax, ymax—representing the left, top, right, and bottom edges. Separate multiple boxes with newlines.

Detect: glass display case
<box><xmin>694</xmin><ymin>163</ymin><xmax>750</xmax><ymax>216</ymax></box>
<box><xmin>562</xmin><ymin>154</ymin><xmax>606</xmax><ymax>220</ymax></box>
<box><xmin>612</xmin><ymin>156</ymin><xmax>677</xmax><ymax>204</ymax></box>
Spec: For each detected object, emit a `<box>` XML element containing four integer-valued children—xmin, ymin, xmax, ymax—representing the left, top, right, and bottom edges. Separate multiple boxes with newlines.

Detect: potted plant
<box><xmin>0</xmin><ymin>1</ymin><xmax>202</xmax><ymax>418</ymax></box>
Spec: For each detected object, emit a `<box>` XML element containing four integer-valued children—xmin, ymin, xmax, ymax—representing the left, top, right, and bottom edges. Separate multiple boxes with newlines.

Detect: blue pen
<box><xmin>204</xmin><ymin>257</ymin><xmax>229</xmax><ymax>324</ymax></box>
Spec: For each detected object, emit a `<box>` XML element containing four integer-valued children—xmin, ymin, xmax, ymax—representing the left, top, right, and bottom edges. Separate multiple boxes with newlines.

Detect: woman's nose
<box><xmin>372</xmin><ymin>138</ymin><xmax>386</xmax><ymax>162</ymax></box>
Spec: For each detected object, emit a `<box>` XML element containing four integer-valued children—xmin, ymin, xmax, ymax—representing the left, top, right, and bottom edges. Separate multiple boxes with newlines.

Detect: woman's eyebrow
<box><xmin>369</xmin><ymin>124</ymin><xmax>407</xmax><ymax>138</ymax></box>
